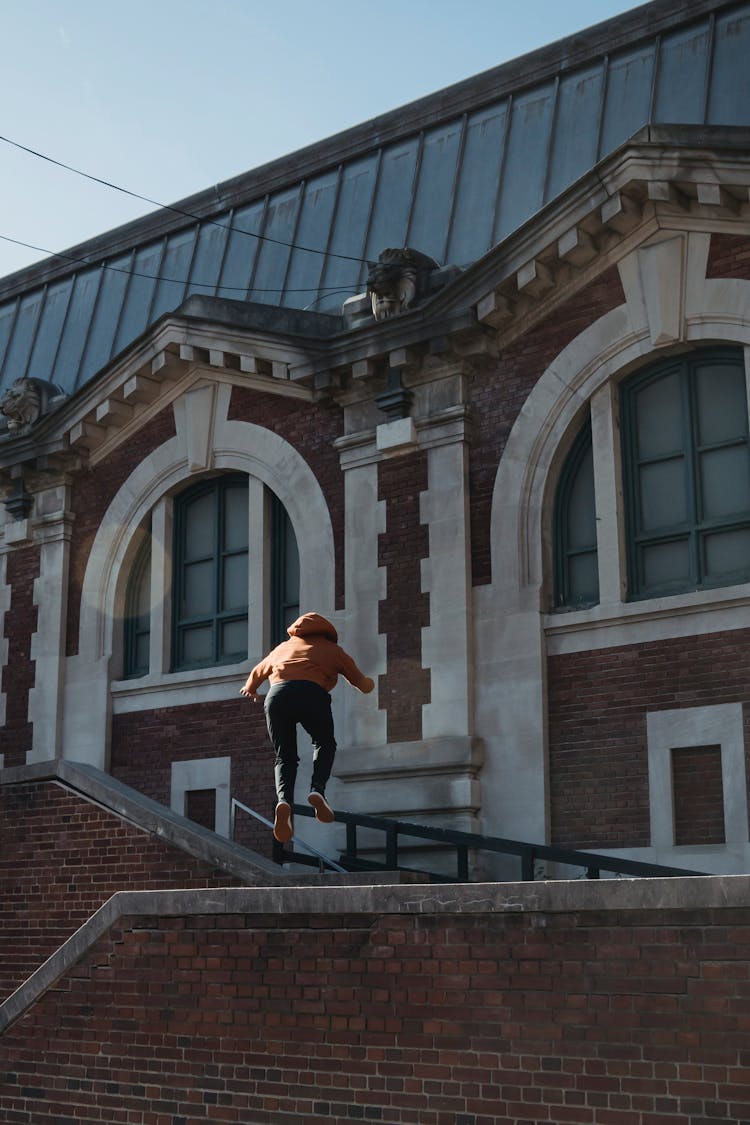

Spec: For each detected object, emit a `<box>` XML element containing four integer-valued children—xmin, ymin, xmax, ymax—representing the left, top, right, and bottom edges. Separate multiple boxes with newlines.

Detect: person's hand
<box><xmin>239</xmin><ymin>685</ymin><xmax>260</xmax><ymax>701</ymax></box>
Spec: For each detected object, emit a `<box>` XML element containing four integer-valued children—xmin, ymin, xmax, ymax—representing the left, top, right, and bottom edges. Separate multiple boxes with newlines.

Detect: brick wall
<box><xmin>547</xmin><ymin>627</ymin><xmax>750</xmax><ymax>850</ymax></box>
<box><xmin>377</xmin><ymin>453</ymin><xmax>431</xmax><ymax>743</ymax></box>
<box><xmin>0</xmin><ymin>546</ymin><xmax>41</xmax><ymax>768</ymax></box>
<box><xmin>470</xmin><ymin>267</ymin><xmax>626</xmax><ymax>586</ymax></box>
<box><xmin>706</xmin><ymin>232</ymin><xmax>750</xmax><ymax>280</ymax></box>
<box><xmin>110</xmin><ymin>697</ymin><xmax>276</xmax><ymax>856</ymax></box>
<box><xmin>0</xmin><ymin>781</ymin><xmax>243</xmax><ymax>1003</ymax></box>
<box><xmin>4</xmin><ymin>892</ymin><xmax>750</xmax><ymax>1124</ymax></box>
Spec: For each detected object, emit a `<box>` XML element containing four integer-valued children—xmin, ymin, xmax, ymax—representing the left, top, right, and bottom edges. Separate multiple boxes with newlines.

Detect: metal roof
<box><xmin>0</xmin><ymin>0</ymin><xmax>748</xmax><ymax>398</ymax></box>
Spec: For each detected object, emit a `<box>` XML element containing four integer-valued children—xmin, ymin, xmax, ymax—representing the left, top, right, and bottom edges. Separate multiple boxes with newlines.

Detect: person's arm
<box><xmin>239</xmin><ymin>653</ymin><xmax>274</xmax><ymax>700</ymax></box>
<box><xmin>335</xmin><ymin>646</ymin><xmax>375</xmax><ymax>693</ymax></box>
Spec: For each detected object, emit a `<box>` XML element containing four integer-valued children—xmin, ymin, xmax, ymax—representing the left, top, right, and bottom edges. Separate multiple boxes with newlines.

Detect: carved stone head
<box><xmin>0</xmin><ymin>377</ymin><xmax>65</xmax><ymax>435</ymax></box>
<box><xmin>367</xmin><ymin>248</ymin><xmax>440</xmax><ymax>321</ymax></box>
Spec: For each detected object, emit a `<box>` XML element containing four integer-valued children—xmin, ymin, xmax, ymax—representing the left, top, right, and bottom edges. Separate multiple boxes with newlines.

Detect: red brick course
<box><xmin>548</xmin><ymin>627</ymin><xmax>750</xmax><ymax>850</ymax></box>
<box><xmin>706</xmin><ymin>232</ymin><xmax>750</xmax><ymax>280</ymax></box>
<box><xmin>377</xmin><ymin>453</ymin><xmax>431</xmax><ymax>743</ymax></box>
<box><xmin>0</xmin><ymin>781</ymin><xmax>242</xmax><ymax>1003</ymax></box>
<box><xmin>0</xmin><ymin>546</ymin><xmax>41</xmax><ymax>768</ymax></box>
<box><xmin>4</xmin><ymin>903</ymin><xmax>750</xmax><ymax>1123</ymax></box>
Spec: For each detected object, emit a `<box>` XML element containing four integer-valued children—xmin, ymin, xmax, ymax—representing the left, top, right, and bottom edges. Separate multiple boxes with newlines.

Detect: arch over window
<box><xmin>554</xmin><ymin>418</ymin><xmax>599</xmax><ymax>610</ymax></box>
<box><xmin>122</xmin><ymin>474</ymin><xmax>300</xmax><ymax>677</ymax></box>
<box><xmin>621</xmin><ymin>347</ymin><xmax>750</xmax><ymax>599</ymax></box>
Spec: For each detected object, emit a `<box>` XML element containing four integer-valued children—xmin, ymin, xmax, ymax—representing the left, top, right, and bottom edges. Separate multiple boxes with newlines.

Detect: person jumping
<box><xmin>240</xmin><ymin>612</ymin><xmax>375</xmax><ymax>843</ymax></box>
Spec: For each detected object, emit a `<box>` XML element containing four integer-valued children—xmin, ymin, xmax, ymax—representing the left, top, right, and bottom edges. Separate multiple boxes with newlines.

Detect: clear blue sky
<box><xmin>0</xmin><ymin>0</ymin><xmax>641</xmax><ymax>279</ymax></box>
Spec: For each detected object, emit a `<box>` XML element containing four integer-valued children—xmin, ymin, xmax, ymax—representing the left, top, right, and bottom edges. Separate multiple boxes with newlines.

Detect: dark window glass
<box><xmin>622</xmin><ymin>348</ymin><xmax>750</xmax><ymax>598</ymax></box>
<box><xmin>554</xmin><ymin>419</ymin><xmax>599</xmax><ymax>609</ymax></box>
<box><xmin>270</xmin><ymin>491</ymin><xmax>300</xmax><ymax>645</ymax></box>
<box><xmin>173</xmin><ymin>475</ymin><xmax>249</xmax><ymax>670</ymax></box>
<box><xmin>124</xmin><ymin>533</ymin><xmax>151</xmax><ymax>678</ymax></box>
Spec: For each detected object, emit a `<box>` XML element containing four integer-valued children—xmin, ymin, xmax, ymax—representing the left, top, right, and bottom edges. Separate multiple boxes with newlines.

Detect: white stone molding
<box><xmin>647</xmin><ymin>703</ymin><xmax>748</xmax><ymax>851</ymax></box>
<box><xmin>421</xmin><ymin>440</ymin><xmax>473</xmax><ymax>740</ymax></box>
<box><xmin>173</xmin><ymin>383</ymin><xmax>217</xmax><ymax>471</ymax></box>
<box><xmin>66</xmin><ymin>380</ymin><xmax>336</xmax><ymax>769</ymax></box>
<box><xmin>27</xmin><ymin>486</ymin><xmax>74</xmax><ymax>762</ymax></box>
<box><xmin>635</xmin><ymin>233</ymin><xmax>686</xmax><ymax>347</ymax></box>
<box><xmin>170</xmin><ymin>756</ymin><xmax>232</xmax><ymax>838</ymax></box>
<box><xmin>337</xmin><ymin>461</ymin><xmax>387</xmax><ymax>754</ymax></box>
<box><xmin>590</xmin><ymin>380</ymin><xmax>627</xmax><ymax>606</ymax></box>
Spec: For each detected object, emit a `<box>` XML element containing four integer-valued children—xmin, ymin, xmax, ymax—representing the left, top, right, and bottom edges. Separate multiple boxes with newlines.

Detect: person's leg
<box><xmin>298</xmin><ymin>683</ymin><xmax>337</xmax><ymax>822</ymax></box>
<box><xmin>264</xmin><ymin>684</ymin><xmax>299</xmax><ymax>841</ymax></box>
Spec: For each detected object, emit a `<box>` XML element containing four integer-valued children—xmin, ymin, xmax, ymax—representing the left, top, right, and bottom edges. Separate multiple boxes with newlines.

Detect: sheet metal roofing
<box><xmin>0</xmin><ymin>0</ymin><xmax>749</xmax><ymax>398</ymax></box>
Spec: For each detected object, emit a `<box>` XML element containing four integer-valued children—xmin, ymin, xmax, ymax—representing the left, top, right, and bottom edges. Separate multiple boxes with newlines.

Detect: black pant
<box><xmin>264</xmin><ymin>680</ymin><xmax>337</xmax><ymax>805</ymax></box>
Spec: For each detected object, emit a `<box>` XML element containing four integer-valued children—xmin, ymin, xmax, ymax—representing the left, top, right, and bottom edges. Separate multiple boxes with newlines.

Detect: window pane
<box><xmin>184</xmin><ymin>559</ymin><xmax>214</xmax><ymax>617</ymax></box>
<box><xmin>568</xmin><ymin>551</ymin><xmax>599</xmax><ymax>605</ymax></box>
<box><xmin>223</xmin><ymin>484</ymin><xmax>249</xmax><ymax>552</ymax></box>
<box><xmin>703</xmin><ymin>527</ymin><xmax>750</xmax><ymax>580</ymax></box>
<box><xmin>639</xmin><ymin>458</ymin><xmax>687</xmax><ymax>530</ymax></box>
<box><xmin>222</xmin><ymin>552</ymin><xmax>248</xmax><ymax>612</ymax></box>
<box><xmin>182</xmin><ymin>625</ymin><xmax>213</xmax><ymax>663</ymax></box>
<box><xmin>695</xmin><ymin>362</ymin><xmax>748</xmax><ymax>445</ymax></box>
<box><xmin>135</xmin><ymin>632</ymin><xmax>150</xmax><ymax>671</ymax></box>
<box><xmin>220</xmin><ymin>618</ymin><xmax>248</xmax><ymax>659</ymax></box>
<box><xmin>285</xmin><ymin>522</ymin><xmax>300</xmax><ymax>603</ymax></box>
<box><xmin>133</xmin><ymin>557</ymin><xmax>151</xmax><ymax>619</ymax></box>
<box><xmin>700</xmin><ymin>446</ymin><xmax>750</xmax><ymax>520</ymax></box>
<box><xmin>184</xmin><ymin>491</ymin><xmax>214</xmax><ymax>561</ymax></box>
<box><xmin>635</xmin><ymin>371</ymin><xmax>683</xmax><ymax>458</ymax></box>
<box><xmin>567</xmin><ymin>442</ymin><xmax>597</xmax><ymax>549</ymax></box>
<box><xmin>642</xmin><ymin>539</ymin><xmax>691</xmax><ymax>588</ymax></box>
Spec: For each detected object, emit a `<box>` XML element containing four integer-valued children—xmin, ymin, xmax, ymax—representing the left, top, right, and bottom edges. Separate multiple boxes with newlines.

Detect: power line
<box><xmin>0</xmin><ymin>132</ymin><xmax>373</xmax><ymax>267</ymax></box>
<box><xmin>0</xmin><ymin>232</ymin><xmax>362</xmax><ymax>297</ymax></box>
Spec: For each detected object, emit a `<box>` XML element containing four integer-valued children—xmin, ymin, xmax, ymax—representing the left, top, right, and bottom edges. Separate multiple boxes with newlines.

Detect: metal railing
<box><xmin>231</xmin><ymin>797</ymin><xmax>709</xmax><ymax>882</ymax></box>
<box><xmin>230</xmin><ymin>797</ymin><xmax>347</xmax><ymax>873</ymax></box>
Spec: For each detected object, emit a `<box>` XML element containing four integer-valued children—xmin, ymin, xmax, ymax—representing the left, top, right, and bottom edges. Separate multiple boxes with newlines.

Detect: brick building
<box><xmin>2</xmin><ymin>0</ymin><xmax>750</xmax><ymax>879</ymax></box>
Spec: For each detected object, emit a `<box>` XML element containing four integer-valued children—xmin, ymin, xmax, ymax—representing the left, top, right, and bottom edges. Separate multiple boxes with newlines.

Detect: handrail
<box><xmin>289</xmin><ymin>803</ymin><xmax>708</xmax><ymax>882</ymax></box>
<box><xmin>230</xmin><ymin>798</ymin><xmax>348</xmax><ymax>874</ymax></box>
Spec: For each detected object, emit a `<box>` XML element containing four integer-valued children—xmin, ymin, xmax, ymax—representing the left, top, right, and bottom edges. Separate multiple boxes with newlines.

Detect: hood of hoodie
<box><xmin>287</xmin><ymin>612</ymin><xmax>338</xmax><ymax>643</ymax></box>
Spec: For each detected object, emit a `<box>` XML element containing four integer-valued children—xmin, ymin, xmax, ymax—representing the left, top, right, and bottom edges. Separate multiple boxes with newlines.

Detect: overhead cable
<box><xmin>0</xmin><ymin>232</ymin><xmax>361</xmax><ymax>297</ymax></box>
<box><xmin>0</xmin><ymin>132</ymin><xmax>372</xmax><ymax>267</ymax></box>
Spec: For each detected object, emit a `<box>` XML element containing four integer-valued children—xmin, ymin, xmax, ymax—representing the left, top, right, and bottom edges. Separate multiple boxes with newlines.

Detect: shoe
<box><xmin>307</xmin><ymin>791</ymin><xmax>335</xmax><ymax>823</ymax></box>
<box><xmin>273</xmin><ymin>801</ymin><xmax>293</xmax><ymax>843</ymax></box>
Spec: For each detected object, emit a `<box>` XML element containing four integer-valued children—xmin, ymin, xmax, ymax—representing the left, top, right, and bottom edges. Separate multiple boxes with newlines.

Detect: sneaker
<box><xmin>307</xmin><ymin>791</ymin><xmax>335</xmax><ymax>823</ymax></box>
<box><xmin>273</xmin><ymin>801</ymin><xmax>293</xmax><ymax>843</ymax></box>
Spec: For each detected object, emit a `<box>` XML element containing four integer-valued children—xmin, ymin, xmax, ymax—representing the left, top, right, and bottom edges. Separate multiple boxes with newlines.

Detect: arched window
<box><xmin>122</xmin><ymin>475</ymin><xmax>299</xmax><ymax>676</ymax></box>
<box><xmin>554</xmin><ymin>418</ymin><xmax>599</xmax><ymax>609</ymax></box>
<box><xmin>621</xmin><ymin>347</ymin><xmax>750</xmax><ymax>599</ymax></box>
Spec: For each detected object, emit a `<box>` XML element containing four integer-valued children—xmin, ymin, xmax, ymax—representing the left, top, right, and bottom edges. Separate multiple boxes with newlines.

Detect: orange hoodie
<box><xmin>243</xmin><ymin>612</ymin><xmax>375</xmax><ymax>695</ymax></box>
